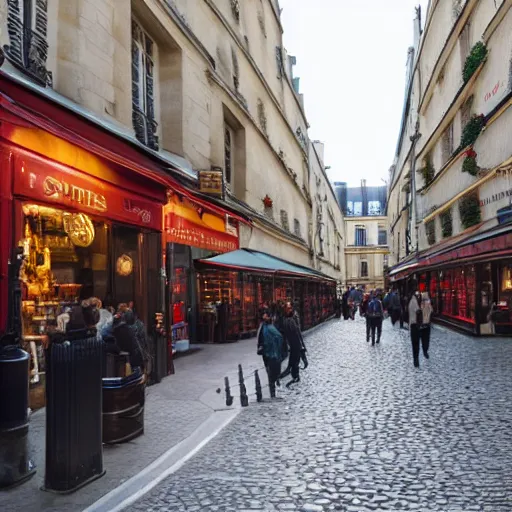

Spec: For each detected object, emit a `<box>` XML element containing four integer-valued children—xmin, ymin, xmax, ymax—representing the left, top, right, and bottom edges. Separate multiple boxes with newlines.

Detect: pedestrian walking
<box><xmin>408</xmin><ymin>291</ymin><xmax>423</xmax><ymax>367</ymax></box>
<box><xmin>342</xmin><ymin>286</ymin><xmax>350</xmax><ymax>320</ymax></box>
<box><xmin>388</xmin><ymin>288</ymin><xmax>402</xmax><ymax>326</ymax></box>
<box><xmin>279</xmin><ymin>301</ymin><xmax>305</xmax><ymax>387</ymax></box>
<box><xmin>360</xmin><ymin>292</ymin><xmax>371</xmax><ymax>342</ymax></box>
<box><xmin>257</xmin><ymin>309</ymin><xmax>285</xmax><ymax>398</ymax></box>
<box><xmin>419</xmin><ymin>291</ymin><xmax>433</xmax><ymax>359</ymax></box>
<box><xmin>367</xmin><ymin>292</ymin><xmax>384</xmax><ymax>345</ymax></box>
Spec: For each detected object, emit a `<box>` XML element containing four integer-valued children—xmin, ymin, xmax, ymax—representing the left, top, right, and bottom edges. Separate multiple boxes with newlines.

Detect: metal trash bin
<box><xmin>44</xmin><ymin>334</ymin><xmax>105</xmax><ymax>494</ymax></box>
<box><xmin>102</xmin><ymin>367</ymin><xmax>145</xmax><ymax>444</ymax></box>
<box><xmin>0</xmin><ymin>334</ymin><xmax>36</xmax><ymax>488</ymax></box>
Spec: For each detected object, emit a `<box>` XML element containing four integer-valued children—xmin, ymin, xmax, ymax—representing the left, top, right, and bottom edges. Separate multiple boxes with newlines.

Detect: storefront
<box><xmin>389</xmin><ymin>226</ymin><xmax>512</xmax><ymax>336</ymax></box>
<box><xmin>195</xmin><ymin>249</ymin><xmax>337</xmax><ymax>341</ymax></box>
<box><xmin>0</xmin><ymin>80</ymin><xmax>183</xmax><ymax>408</ymax></box>
<box><xmin>163</xmin><ymin>193</ymin><xmax>243</xmax><ymax>366</ymax></box>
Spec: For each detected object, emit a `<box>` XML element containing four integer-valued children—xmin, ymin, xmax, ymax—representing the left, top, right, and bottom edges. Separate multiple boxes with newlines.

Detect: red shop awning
<box><xmin>0</xmin><ymin>74</ymin><xmax>250</xmax><ymax>225</ymax></box>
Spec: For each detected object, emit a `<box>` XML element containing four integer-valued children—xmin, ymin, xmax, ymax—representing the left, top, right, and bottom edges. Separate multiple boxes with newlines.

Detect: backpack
<box><xmin>368</xmin><ymin>299</ymin><xmax>383</xmax><ymax>318</ymax></box>
<box><xmin>262</xmin><ymin>324</ymin><xmax>284</xmax><ymax>361</ymax></box>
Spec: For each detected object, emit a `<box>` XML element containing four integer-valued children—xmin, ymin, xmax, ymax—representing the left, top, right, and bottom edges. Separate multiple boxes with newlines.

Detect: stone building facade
<box><xmin>388</xmin><ymin>1</ymin><xmax>512</xmax><ymax>335</ymax></box>
<box><xmin>0</xmin><ymin>0</ymin><xmax>344</xmax><ymax>277</ymax></box>
<box><xmin>335</xmin><ymin>183</ymin><xmax>389</xmax><ymax>290</ymax></box>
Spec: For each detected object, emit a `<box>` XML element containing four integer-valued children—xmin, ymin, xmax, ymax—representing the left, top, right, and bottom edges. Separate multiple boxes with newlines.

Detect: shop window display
<box><xmin>439</xmin><ymin>266</ymin><xmax>476</xmax><ymax>324</ymax></box>
<box><xmin>19</xmin><ymin>204</ymin><xmax>109</xmax><ymax>409</ymax></box>
<box><xmin>493</xmin><ymin>262</ymin><xmax>512</xmax><ymax>334</ymax></box>
<box><xmin>429</xmin><ymin>272</ymin><xmax>439</xmax><ymax>314</ymax></box>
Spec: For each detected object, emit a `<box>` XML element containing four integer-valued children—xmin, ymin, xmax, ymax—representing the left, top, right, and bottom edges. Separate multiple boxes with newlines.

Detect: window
<box><xmin>459</xmin><ymin>23</ymin><xmax>471</xmax><ymax>64</ymax></box>
<box><xmin>353</xmin><ymin>202</ymin><xmax>363</xmax><ymax>216</ymax></box>
<box><xmin>378</xmin><ymin>225</ymin><xmax>387</xmax><ymax>245</ymax></box>
<box><xmin>224</xmin><ymin>124</ymin><xmax>235</xmax><ymax>189</ymax></box>
<box><xmin>355</xmin><ymin>225</ymin><xmax>367</xmax><ymax>246</ymax></box>
<box><xmin>280</xmin><ymin>210</ymin><xmax>289</xmax><ymax>231</ymax></box>
<box><xmin>132</xmin><ymin>20</ymin><xmax>159</xmax><ymax>150</ymax></box>
<box><xmin>294</xmin><ymin>218</ymin><xmax>301</xmax><ymax>238</ymax></box>
<box><xmin>461</xmin><ymin>96</ymin><xmax>473</xmax><ymax>130</ymax></box>
<box><xmin>4</xmin><ymin>0</ymin><xmax>52</xmax><ymax>86</ymax></box>
<box><xmin>368</xmin><ymin>201</ymin><xmax>381</xmax><ymax>215</ymax></box>
<box><xmin>346</xmin><ymin>201</ymin><xmax>354</xmax><ymax>215</ymax></box>
<box><xmin>442</xmin><ymin>122</ymin><xmax>454</xmax><ymax>164</ymax></box>
<box><xmin>360</xmin><ymin>261</ymin><xmax>368</xmax><ymax>278</ymax></box>
<box><xmin>276</xmin><ymin>46</ymin><xmax>284</xmax><ymax>78</ymax></box>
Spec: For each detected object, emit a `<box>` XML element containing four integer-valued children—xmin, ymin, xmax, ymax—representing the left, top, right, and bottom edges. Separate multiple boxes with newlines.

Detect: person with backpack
<box><xmin>408</xmin><ymin>291</ymin><xmax>423</xmax><ymax>367</ymax></box>
<box><xmin>257</xmin><ymin>308</ymin><xmax>286</xmax><ymax>398</ymax></box>
<box><xmin>367</xmin><ymin>291</ymin><xmax>384</xmax><ymax>345</ymax></box>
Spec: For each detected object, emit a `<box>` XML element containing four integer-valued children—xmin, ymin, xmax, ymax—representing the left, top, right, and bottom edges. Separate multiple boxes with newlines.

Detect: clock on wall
<box><xmin>116</xmin><ymin>254</ymin><xmax>134</xmax><ymax>277</ymax></box>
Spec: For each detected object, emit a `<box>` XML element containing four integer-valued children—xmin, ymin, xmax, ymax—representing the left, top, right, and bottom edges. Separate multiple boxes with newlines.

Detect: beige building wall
<box><xmin>309</xmin><ymin>141</ymin><xmax>345</xmax><ymax>281</ymax></box>
<box><xmin>0</xmin><ymin>0</ymin><xmax>319</xmax><ymax>268</ymax></box>
<box><xmin>344</xmin><ymin>216</ymin><xmax>389</xmax><ymax>290</ymax></box>
<box><xmin>388</xmin><ymin>0</ymin><xmax>512</xmax><ymax>270</ymax></box>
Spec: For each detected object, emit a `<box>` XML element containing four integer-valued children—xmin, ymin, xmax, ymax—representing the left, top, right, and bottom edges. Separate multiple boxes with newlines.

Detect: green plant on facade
<box><xmin>462</xmin><ymin>148</ymin><xmax>479</xmax><ymax>176</ymax></box>
<box><xmin>463</xmin><ymin>42</ymin><xmax>488</xmax><ymax>83</ymax></box>
<box><xmin>459</xmin><ymin>192</ymin><xmax>481</xmax><ymax>230</ymax></box>
<box><xmin>418</xmin><ymin>158</ymin><xmax>435</xmax><ymax>187</ymax></box>
<box><xmin>440</xmin><ymin>208</ymin><xmax>453</xmax><ymax>238</ymax></box>
<box><xmin>425</xmin><ymin>219</ymin><xmax>436</xmax><ymax>245</ymax></box>
<box><xmin>458</xmin><ymin>114</ymin><xmax>485</xmax><ymax>153</ymax></box>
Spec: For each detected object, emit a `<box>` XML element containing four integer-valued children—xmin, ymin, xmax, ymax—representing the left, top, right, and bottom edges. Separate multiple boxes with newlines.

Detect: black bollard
<box><xmin>0</xmin><ymin>334</ymin><xmax>36</xmax><ymax>488</ymax></box>
<box><xmin>238</xmin><ymin>364</ymin><xmax>249</xmax><ymax>407</ymax></box>
<box><xmin>254</xmin><ymin>370</ymin><xmax>263</xmax><ymax>402</ymax></box>
<box><xmin>224</xmin><ymin>377</ymin><xmax>234</xmax><ymax>407</ymax></box>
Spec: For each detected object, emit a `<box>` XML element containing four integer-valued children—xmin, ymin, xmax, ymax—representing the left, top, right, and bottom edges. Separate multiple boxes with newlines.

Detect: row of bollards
<box><xmin>221</xmin><ymin>364</ymin><xmax>266</xmax><ymax>408</ymax></box>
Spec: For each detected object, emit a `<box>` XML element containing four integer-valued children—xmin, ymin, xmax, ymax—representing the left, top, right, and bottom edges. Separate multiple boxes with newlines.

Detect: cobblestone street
<box><xmin>128</xmin><ymin>318</ymin><xmax>512</xmax><ymax>512</ymax></box>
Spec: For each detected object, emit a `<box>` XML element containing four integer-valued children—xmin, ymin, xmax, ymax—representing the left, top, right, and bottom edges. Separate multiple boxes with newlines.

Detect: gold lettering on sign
<box><xmin>43</xmin><ymin>176</ymin><xmax>108</xmax><ymax>212</ymax></box>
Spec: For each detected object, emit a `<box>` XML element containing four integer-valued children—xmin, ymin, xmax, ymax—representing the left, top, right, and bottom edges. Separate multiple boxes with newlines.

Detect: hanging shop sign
<box><xmin>198</xmin><ymin>169</ymin><xmax>224</xmax><ymax>197</ymax></box>
<box><xmin>13</xmin><ymin>152</ymin><xmax>162</xmax><ymax>230</ymax></box>
<box><xmin>164</xmin><ymin>195</ymin><xmax>238</xmax><ymax>253</ymax></box>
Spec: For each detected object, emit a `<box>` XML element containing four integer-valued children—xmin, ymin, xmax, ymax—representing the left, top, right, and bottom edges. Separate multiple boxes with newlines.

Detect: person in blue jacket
<box><xmin>257</xmin><ymin>308</ymin><xmax>286</xmax><ymax>398</ymax></box>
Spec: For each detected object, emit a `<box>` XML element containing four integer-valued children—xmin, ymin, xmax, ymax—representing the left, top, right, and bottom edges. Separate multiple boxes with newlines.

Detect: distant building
<box><xmin>334</xmin><ymin>182</ymin><xmax>389</xmax><ymax>290</ymax></box>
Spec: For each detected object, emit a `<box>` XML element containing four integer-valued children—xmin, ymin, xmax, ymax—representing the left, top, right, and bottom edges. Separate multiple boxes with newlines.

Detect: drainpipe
<box><xmin>409</xmin><ymin>121</ymin><xmax>422</xmax><ymax>255</ymax></box>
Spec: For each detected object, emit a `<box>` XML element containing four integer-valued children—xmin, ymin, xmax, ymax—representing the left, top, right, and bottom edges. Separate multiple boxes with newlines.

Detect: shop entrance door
<box><xmin>112</xmin><ymin>225</ymin><xmax>140</xmax><ymax>312</ymax></box>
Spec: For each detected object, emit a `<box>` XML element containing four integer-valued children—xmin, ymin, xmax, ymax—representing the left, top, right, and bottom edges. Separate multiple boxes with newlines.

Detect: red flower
<box><xmin>262</xmin><ymin>195</ymin><xmax>273</xmax><ymax>208</ymax></box>
<box><xmin>465</xmin><ymin>148</ymin><xmax>477</xmax><ymax>159</ymax></box>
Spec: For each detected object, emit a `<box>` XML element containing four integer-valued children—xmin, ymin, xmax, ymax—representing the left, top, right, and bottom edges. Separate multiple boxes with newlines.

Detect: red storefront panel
<box><xmin>12</xmin><ymin>149</ymin><xmax>162</xmax><ymax>231</ymax></box>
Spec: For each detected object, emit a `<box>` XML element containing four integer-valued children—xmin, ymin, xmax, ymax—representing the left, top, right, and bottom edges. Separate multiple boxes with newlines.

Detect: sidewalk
<box><xmin>3</xmin><ymin>337</ymin><xmax>267</xmax><ymax>512</ymax></box>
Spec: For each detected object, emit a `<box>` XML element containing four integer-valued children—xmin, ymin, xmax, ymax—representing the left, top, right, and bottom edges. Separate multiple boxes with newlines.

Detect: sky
<box><xmin>280</xmin><ymin>0</ymin><xmax>428</xmax><ymax>187</ymax></box>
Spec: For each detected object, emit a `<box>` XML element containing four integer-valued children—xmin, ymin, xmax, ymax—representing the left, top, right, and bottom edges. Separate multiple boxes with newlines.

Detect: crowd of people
<box><xmin>53</xmin><ymin>298</ymin><xmax>151</xmax><ymax>376</ymax></box>
<box><xmin>337</xmin><ymin>285</ymin><xmax>434</xmax><ymax>368</ymax></box>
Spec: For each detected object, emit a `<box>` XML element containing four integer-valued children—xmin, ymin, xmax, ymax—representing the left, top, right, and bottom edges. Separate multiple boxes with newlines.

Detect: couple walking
<box><xmin>257</xmin><ymin>301</ymin><xmax>307</xmax><ymax>397</ymax></box>
<box><xmin>408</xmin><ymin>291</ymin><xmax>433</xmax><ymax>368</ymax></box>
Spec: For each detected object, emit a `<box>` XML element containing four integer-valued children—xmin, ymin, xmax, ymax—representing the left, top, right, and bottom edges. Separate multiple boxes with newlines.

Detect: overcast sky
<box><xmin>280</xmin><ymin>0</ymin><xmax>428</xmax><ymax>187</ymax></box>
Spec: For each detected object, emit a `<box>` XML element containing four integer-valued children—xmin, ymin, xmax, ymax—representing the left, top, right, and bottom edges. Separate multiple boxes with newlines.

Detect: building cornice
<box><xmin>483</xmin><ymin>0</ymin><xmax>512</xmax><ymax>42</ymax></box>
<box><xmin>202</xmin><ymin>0</ymin><xmax>309</xmax><ymax>156</ymax></box>
<box><xmin>422</xmin><ymin>154</ymin><xmax>512</xmax><ymax>224</ymax></box>
<box><xmin>344</xmin><ymin>216</ymin><xmax>388</xmax><ymax>222</ymax></box>
<box><xmin>345</xmin><ymin>247</ymin><xmax>390</xmax><ymax>255</ymax></box>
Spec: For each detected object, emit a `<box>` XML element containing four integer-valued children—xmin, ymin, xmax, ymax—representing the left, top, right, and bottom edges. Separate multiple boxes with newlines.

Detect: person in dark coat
<box><xmin>124</xmin><ymin>309</ymin><xmax>151</xmax><ymax>373</ymax></box>
<box><xmin>280</xmin><ymin>301</ymin><xmax>305</xmax><ymax>387</ymax></box>
<box><xmin>342</xmin><ymin>286</ymin><xmax>350</xmax><ymax>320</ymax></box>
<box><xmin>111</xmin><ymin>311</ymin><xmax>144</xmax><ymax>370</ymax></box>
<box><xmin>257</xmin><ymin>308</ymin><xmax>285</xmax><ymax>398</ymax></box>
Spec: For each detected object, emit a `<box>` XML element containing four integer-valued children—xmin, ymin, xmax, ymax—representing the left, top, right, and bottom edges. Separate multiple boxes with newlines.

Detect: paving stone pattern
<box><xmin>128</xmin><ymin>318</ymin><xmax>512</xmax><ymax>512</ymax></box>
<box><xmin>3</xmin><ymin>340</ymin><xmax>265</xmax><ymax>512</ymax></box>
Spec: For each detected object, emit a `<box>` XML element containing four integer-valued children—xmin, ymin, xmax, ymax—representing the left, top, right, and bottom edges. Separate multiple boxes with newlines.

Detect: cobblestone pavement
<box><xmin>128</xmin><ymin>318</ymin><xmax>512</xmax><ymax>512</ymax></box>
<box><xmin>3</xmin><ymin>339</ymin><xmax>265</xmax><ymax>512</ymax></box>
